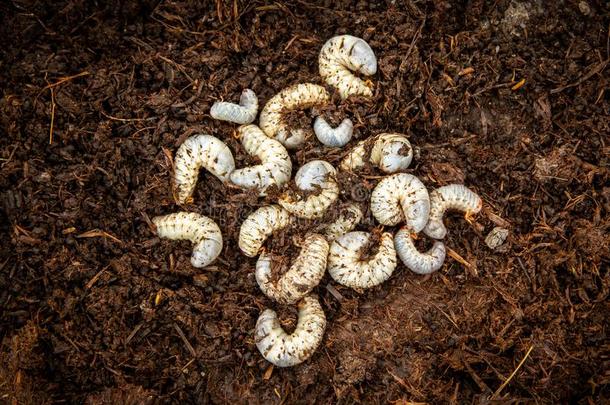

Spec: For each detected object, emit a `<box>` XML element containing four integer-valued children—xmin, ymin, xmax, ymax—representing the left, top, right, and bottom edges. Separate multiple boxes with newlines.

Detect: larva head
<box><xmin>350</xmin><ymin>38</ymin><xmax>377</xmax><ymax>76</ymax></box>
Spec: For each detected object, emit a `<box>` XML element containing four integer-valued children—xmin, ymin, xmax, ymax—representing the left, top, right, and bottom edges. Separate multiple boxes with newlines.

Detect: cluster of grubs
<box><xmin>152</xmin><ymin>35</ymin><xmax>484</xmax><ymax>368</ymax></box>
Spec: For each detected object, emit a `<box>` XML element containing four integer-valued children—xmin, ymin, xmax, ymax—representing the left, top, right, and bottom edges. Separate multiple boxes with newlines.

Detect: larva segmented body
<box><xmin>327</xmin><ymin>231</ymin><xmax>397</xmax><ymax>289</ymax></box>
<box><xmin>370</xmin><ymin>173</ymin><xmax>430</xmax><ymax>232</ymax></box>
<box><xmin>313</xmin><ymin>117</ymin><xmax>354</xmax><ymax>147</ymax></box>
<box><xmin>173</xmin><ymin>134</ymin><xmax>235</xmax><ymax>204</ymax></box>
<box><xmin>255</xmin><ymin>295</ymin><xmax>326</xmax><ymax>367</ymax></box>
<box><xmin>423</xmin><ymin>184</ymin><xmax>483</xmax><ymax>240</ymax></box>
<box><xmin>256</xmin><ymin>234</ymin><xmax>329</xmax><ymax>304</ymax></box>
<box><xmin>153</xmin><ymin>212</ymin><xmax>223</xmax><ymax>268</ymax></box>
<box><xmin>370</xmin><ymin>133</ymin><xmax>413</xmax><ymax>173</ymax></box>
<box><xmin>279</xmin><ymin>160</ymin><xmax>339</xmax><ymax>219</ymax></box>
<box><xmin>238</xmin><ymin>205</ymin><xmax>293</xmax><ymax>258</ymax></box>
<box><xmin>210</xmin><ymin>89</ymin><xmax>258</xmax><ymax>124</ymax></box>
<box><xmin>394</xmin><ymin>227</ymin><xmax>446</xmax><ymax>275</ymax></box>
<box><xmin>259</xmin><ymin>83</ymin><xmax>330</xmax><ymax>149</ymax></box>
<box><xmin>340</xmin><ymin>133</ymin><xmax>412</xmax><ymax>173</ymax></box>
<box><xmin>322</xmin><ymin>203</ymin><xmax>363</xmax><ymax>241</ymax></box>
<box><xmin>319</xmin><ymin>35</ymin><xmax>377</xmax><ymax>99</ymax></box>
<box><xmin>229</xmin><ymin>125</ymin><xmax>292</xmax><ymax>194</ymax></box>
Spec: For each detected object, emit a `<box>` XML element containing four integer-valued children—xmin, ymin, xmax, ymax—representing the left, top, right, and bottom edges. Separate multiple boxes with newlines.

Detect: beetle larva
<box><xmin>340</xmin><ymin>133</ymin><xmax>412</xmax><ymax>173</ymax></box>
<box><xmin>313</xmin><ymin>116</ymin><xmax>354</xmax><ymax>147</ymax></box>
<box><xmin>238</xmin><ymin>205</ymin><xmax>293</xmax><ymax>257</ymax></box>
<box><xmin>318</xmin><ymin>35</ymin><xmax>377</xmax><ymax>99</ymax></box>
<box><xmin>327</xmin><ymin>231</ymin><xmax>397</xmax><ymax>289</ymax></box>
<box><xmin>278</xmin><ymin>160</ymin><xmax>339</xmax><ymax>219</ymax></box>
<box><xmin>229</xmin><ymin>125</ymin><xmax>292</xmax><ymax>194</ymax></box>
<box><xmin>153</xmin><ymin>212</ymin><xmax>223</xmax><ymax>268</ymax></box>
<box><xmin>173</xmin><ymin>134</ymin><xmax>235</xmax><ymax>204</ymax></box>
<box><xmin>256</xmin><ymin>234</ymin><xmax>329</xmax><ymax>304</ymax></box>
<box><xmin>394</xmin><ymin>227</ymin><xmax>446</xmax><ymax>275</ymax></box>
<box><xmin>259</xmin><ymin>83</ymin><xmax>330</xmax><ymax>149</ymax></box>
<box><xmin>255</xmin><ymin>294</ymin><xmax>326</xmax><ymax>367</ymax></box>
<box><xmin>423</xmin><ymin>184</ymin><xmax>483</xmax><ymax>239</ymax></box>
<box><xmin>370</xmin><ymin>173</ymin><xmax>430</xmax><ymax>232</ymax></box>
<box><xmin>210</xmin><ymin>88</ymin><xmax>258</xmax><ymax>124</ymax></box>
<box><xmin>322</xmin><ymin>203</ymin><xmax>363</xmax><ymax>241</ymax></box>
<box><xmin>369</xmin><ymin>133</ymin><xmax>413</xmax><ymax>173</ymax></box>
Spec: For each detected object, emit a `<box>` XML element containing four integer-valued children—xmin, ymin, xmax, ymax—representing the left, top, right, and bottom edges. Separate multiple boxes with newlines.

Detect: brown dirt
<box><xmin>1</xmin><ymin>0</ymin><xmax>609</xmax><ymax>403</ymax></box>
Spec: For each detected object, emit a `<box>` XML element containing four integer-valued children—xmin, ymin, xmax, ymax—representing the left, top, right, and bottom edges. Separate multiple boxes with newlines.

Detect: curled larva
<box><xmin>313</xmin><ymin>116</ymin><xmax>354</xmax><ymax>147</ymax></box>
<box><xmin>210</xmin><ymin>89</ymin><xmax>258</xmax><ymax>124</ymax></box>
<box><xmin>153</xmin><ymin>212</ymin><xmax>222</xmax><ymax>268</ymax></box>
<box><xmin>322</xmin><ymin>203</ymin><xmax>363</xmax><ymax>241</ymax></box>
<box><xmin>229</xmin><ymin>125</ymin><xmax>292</xmax><ymax>194</ymax></box>
<box><xmin>394</xmin><ymin>227</ymin><xmax>446</xmax><ymax>275</ymax></box>
<box><xmin>173</xmin><ymin>134</ymin><xmax>235</xmax><ymax>204</ymax></box>
<box><xmin>369</xmin><ymin>133</ymin><xmax>413</xmax><ymax>173</ymax></box>
<box><xmin>423</xmin><ymin>184</ymin><xmax>483</xmax><ymax>240</ymax></box>
<box><xmin>319</xmin><ymin>35</ymin><xmax>377</xmax><ymax>99</ymax></box>
<box><xmin>370</xmin><ymin>173</ymin><xmax>430</xmax><ymax>232</ymax></box>
<box><xmin>340</xmin><ymin>133</ymin><xmax>412</xmax><ymax>173</ymax></box>
<box><xmin>259</xmin><ymin>83</ymin><xmax>330</xmax><ymax>149</ymax></box>
<box><xmin>278</xmin><ymin>160</ymin><xmax>339</xmax><ymax>219</ymax></box>
<box><xmin>256</xmin><ymin>234</ymin><xmax>329</xmax><ymax>304</ymax></box>
<box><xmin>238</xmin><ymin>205</ymin><xmax>293</xmax><ymax>257</ymax></box>
<box><xmin>255</xmin><ymin>294</ymin><xmax>326</xmax><ymax>367</ymax></box>
<box><xmin>327</xmin><ymin>231</ymin><xmax>397</xmax><ymax>289</ymax></box>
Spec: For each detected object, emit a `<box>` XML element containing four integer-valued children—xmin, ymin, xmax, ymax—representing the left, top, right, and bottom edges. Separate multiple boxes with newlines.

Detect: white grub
<box><xmin>319</xmin><ymin>35</ymin><xmax>377</xmax><ymax>99</ymax></box>
<box><xmin>210</xmin><ymin>88</ymin><xmax>258</xmax><ymax>124</ymax></box>
<box><xmin>256</xmin><ymin>234</ymin><xmax>329</xmax><ymax>304</ymax></box>
<box><xmin>370</xmin><ymin>173</ymin><xmax>430</xmax><ymax>232</ymax></box>
<box><xmin>327</xmin><ymin>231</ymin><xmax>397</xmax><ymax>289</ymax></box>
<box><xmin>255</xmin><ymin>294</ymin><xmax>326</xmax><ymax>367</ymax></box>
<box><xmin>278</xmin><ymin>160</ymin><xmax>339</xmax><ymax>219</ymax></box>
<box><xmin>423</xmin><ymin>184</ymin><xmax>483</xmax><ymax>240</ymax></box>
<box><xmin>153</xmin><ymin>212</ymin><xmax>222</xmax><ymax>268</ymax></box>
<box><xmin>322</xmin><ymin>203</ymin><xmax>363</xmax><ymax>241</ymax></box>
<box><xmin>394</xmin><ymin>227</ymin><xmax>446</xmax><ymax>275</ymax></box>
<box><xmin>369</xmin><ymin>133</ymin><xmax>413</xmax><ymax>173</ymax></box>
<box><xmin>339</xmin><ymin>139</ymin><xmax>367</xmax><ymax>172</ymax></box>
<box><xmin>173</xmin><ymin>134</ymin><xmax>235</xmax><ymax>204</ymax></box>
<box><xmin>313</xmin><ymin>116</ymin><xmax>353</xmax><ymax>147</ymax></box>
<box><xmin>229</xmin><ymin>125</ymin><xmax>292</xmax><ymax>194</ymax></box>
<box><xmin>259</xmin><ymin>83</ymin><xmax>330</xmax><ymax>149</ymax></box>
<box><xmin>340</xmin><ymin>133</ymin><xmax>412</xmax><ymax>173</ymax></box>
<box><xmin>238</xmin><ymin>205</ymin><xmax>293</xmax><ymax>257</ymax></box>
<box><xmin>485</xmin><ymin>227</ymin><xmax>509</xmax><ymax>250</ymax></box>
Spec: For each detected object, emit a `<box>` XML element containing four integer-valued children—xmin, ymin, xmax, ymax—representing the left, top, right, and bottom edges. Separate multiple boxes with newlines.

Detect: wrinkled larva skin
<box><xmin>229</xmin><ymin>125</ymin><xmax>292</xmax><ymax>194</ymax></box>
<box><xmin>153</xmin><ymin>212</ymin><xmax>223</xmax><ymax>268</ymax></box>
<box><xmin>322</xmin><ymin>203</ymin><xmax>363</xmax><ymax>241</ymax></box>
<box><xmin>340</xmin><ymin>133</ymin><xmax>412</xmax><ymax>173</ymax></box>
<box><xmin>259</xmin><ymin>83</ymin><xmax>330</xmax><ymax>149</ymax></box>
<box><xmin>319</xmin><ymin>35</ymin><xmax>377</xmax><ymax>99</ymax></box>
<box><xmin>370</xmin><ymin>174</ymin><xmax>430</xmax><ymax>232</ymax></box>
<box><xmin>279</xmin><ymin>160</ymin><xmax>339</xmax><ymax>219</ymax></box>
<box><xmin>369</xmin><ymin>133</ymin><xmax>413</xmax><ymax>173</ymax></box>
<box><xmin>327</xmin><ymin>231</ymin><xmax>397</xmax><ymax>289</ymax></box>
<box><xmin>256</xmin><ymin>234</ymin><xmax>329</xmax><ymax>304</ymax></box>
<box><xmin>238</xmin><ymin>205</ymin><xmax>293</xmax><ymax>257</ymax></box>
<box><xmin>255</xmin><ymin>295</ymin><xmax>326</xmax><ymax>367</ymax></box>
<box><xmin>173</xmin><ymin>134</ymin><xmax>235</xmax><ymax>204</ymax></box>
<box><xmin>313</xmin><ymin>117</ymin><xmax>353</xmax><ymax>147</ymax></box>
<box><xmin>423</xmin><ymin>184</ymin><xmax>483</xmax><ymax>239</ymax></box>
<box><xmin>210</xmin><ymin>89</ymin><xmax>258</xmax><ymax>124</ymax></box>
<box><xmin>394</xmin><ymin>227</ymin><xmax>446</xmax><ymax>275</ymax></box>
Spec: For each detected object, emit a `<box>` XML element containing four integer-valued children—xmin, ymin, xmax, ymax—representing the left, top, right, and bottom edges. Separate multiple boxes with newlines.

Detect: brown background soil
<box><xmin>1</xmin><ymin>1</ymin><xmax>609</xmax><ymax>403</ymax></box>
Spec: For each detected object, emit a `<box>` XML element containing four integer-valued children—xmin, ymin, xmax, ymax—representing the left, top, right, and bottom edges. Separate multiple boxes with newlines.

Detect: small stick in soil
<box><xmin>76</xmin><ymin>229</ymin><xmax>123</xmax><ymax>244</ymax></box>
<box><xmin>173</xmin><ymin>323</ymin><xmax>197</xmax><ymax>358</ymax></box>
<box><xmin>491</xmin><ymin>345</ymin><xmax>535</xmax><ymax>399</ymax></box>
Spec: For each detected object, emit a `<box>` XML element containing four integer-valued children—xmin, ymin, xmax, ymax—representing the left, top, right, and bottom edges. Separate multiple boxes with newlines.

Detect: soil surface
<box><xmin>1</xmin><ymin>1</ymin><xmax>609</xmax><ymax>403</ymax></box>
